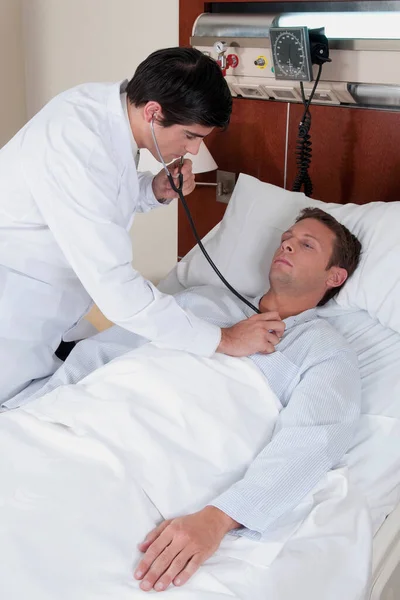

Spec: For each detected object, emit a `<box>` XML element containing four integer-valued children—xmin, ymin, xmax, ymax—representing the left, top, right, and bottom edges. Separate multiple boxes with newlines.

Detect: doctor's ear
<box><xmin>143</xmin><ymin>101</ymin><xmax>163</xmax><ymax>124</ymax></box>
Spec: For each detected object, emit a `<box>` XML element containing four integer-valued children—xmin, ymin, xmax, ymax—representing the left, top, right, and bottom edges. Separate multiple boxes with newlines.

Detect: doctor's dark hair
<box><xmin>295</xmin><ymin>207</ymin><xmax>362</xmax><ymax>306</ymax></box>
<box><xmin>126</xmin><ymin>47</ymin><xmax>232</xmax><ymax>129</ymax></box>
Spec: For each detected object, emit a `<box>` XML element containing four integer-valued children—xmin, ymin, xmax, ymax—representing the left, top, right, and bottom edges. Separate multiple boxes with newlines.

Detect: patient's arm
<box><xmin>135</xmin><ymin>347</ymin><xmax>361</xmax><ymax>593</ymax></box>
<box><xmin>210</xmin><ymin>348</ymin><xmax>361</xmax><ymax>540</ymax></box>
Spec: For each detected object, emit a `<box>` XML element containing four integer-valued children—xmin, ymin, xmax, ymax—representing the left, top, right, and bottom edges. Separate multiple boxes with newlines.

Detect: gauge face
<box><xmin>213</xmin><ymin>41</ymin><xmax>227</xmax><ymax>55</ymax></box>
<box><xmin>274</xmin><ymin>32</ymin><xmax>305</xmax><ymax>77</ymax></box>
<box><xmin>269</xmin><ymin>27</ymin><xmax>312</xmax><ymax>82</ymax></box>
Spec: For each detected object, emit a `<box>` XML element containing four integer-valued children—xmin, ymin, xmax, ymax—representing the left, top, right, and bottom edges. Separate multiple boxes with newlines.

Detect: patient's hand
<box><xmin>134</xmin><ymin>506</ymin><xmax>239</xmax><ymax>592</ymax></box>
<box><xmin>218</xmin><ymin>311</ymin><xmax>285</xmax><ymax>356</ymax></box>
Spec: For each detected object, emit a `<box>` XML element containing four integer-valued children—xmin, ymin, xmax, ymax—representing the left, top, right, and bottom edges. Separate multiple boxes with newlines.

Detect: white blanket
<box><xmin>0</xmin><ymin>344</ymin><xmax>372</xmax><ymax>599</ymax></box>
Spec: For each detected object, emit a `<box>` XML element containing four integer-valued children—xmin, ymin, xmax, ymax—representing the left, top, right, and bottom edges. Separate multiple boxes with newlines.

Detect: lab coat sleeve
<box><xmin>137</xmin><ymin>171</ymin><xmax>163</xmax><ymax>212</ymax></box>
<box><xmin>20</xmin><ymin>117</ymin><xmax>221</xmax><ymax>356</ymax></box>
<box><xmin>137</xmin><ymin>171</ymin><xmax>174</xmax><ymax>211</ymax></box>
<box><xmin>210</xmin><ymin>350</ymin><xmax>361</xmax><ymax>539</ymax></box>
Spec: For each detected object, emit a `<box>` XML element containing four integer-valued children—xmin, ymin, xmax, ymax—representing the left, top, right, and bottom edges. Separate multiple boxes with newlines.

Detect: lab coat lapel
<box><xmin>105</xmin><ymin>80</ymin><xmax>141</xmax><ymax>227</ymax></box>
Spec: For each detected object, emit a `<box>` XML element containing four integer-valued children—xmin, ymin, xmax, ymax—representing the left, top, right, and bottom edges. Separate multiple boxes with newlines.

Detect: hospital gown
<box><xmin>2</xmin><ymin>285</ymin><xmax>361</xmax><ymax>540</ymax></box>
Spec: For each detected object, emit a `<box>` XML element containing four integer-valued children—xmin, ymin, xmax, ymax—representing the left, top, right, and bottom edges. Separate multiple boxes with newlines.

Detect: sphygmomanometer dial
<box><xmin>269</xmin><ymin>27</ymin><xmax>313</xmax><ymax>82</ymax></box>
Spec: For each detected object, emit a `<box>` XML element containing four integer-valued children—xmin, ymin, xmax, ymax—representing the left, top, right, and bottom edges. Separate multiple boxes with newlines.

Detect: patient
<box><xmin>4</xmin><ymin>207</ymin><xmax>362</xmax><ymax>593</ymax></box>
<box><xmin>133</xmin><ymin>207</ymin><xmax>363</xmax><ymax>592</ymax></box>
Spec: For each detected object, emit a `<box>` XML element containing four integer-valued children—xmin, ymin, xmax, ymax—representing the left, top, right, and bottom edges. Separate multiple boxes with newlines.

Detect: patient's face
<box><xmin>269</xmin><ymin>218</ymin><xmax>337</xmax><ymax>296</ymax></box>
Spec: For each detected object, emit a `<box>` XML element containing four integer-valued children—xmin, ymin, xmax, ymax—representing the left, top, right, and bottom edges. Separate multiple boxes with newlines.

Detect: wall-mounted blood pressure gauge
<box><xmin>269</xmin><ymin>27</ymin><xmax>313</xmax><ymax>82</ymax></box>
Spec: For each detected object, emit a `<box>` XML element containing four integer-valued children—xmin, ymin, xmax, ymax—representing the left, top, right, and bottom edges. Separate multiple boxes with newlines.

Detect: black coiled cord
<box><xmin>292</xmin><ymin>64</ymin><xmax>323</xmax><ymax>198</ymax></box>
<box><xmin>293</xmin><ymin>111</ymin><xmax>313</xmax><ymax>197</ymax></box>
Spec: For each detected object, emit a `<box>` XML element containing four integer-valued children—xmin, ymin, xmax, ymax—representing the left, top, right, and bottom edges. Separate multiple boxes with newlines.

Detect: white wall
<box><xmin>0</xmin><ymin>0</ymin><xmax>26</xmax><ymax>147</ymax></box>
<box><xmin>22</xmin><ymin>0</ymin><xmax>179</xmax><ymax>283</ymax></box>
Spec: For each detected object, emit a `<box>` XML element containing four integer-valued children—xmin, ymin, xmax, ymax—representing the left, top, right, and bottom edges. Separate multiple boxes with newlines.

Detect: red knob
<box><xmin>227</xmin><ymin>54</ymin><xmax>239</xmax><ymax>69</ymax></box>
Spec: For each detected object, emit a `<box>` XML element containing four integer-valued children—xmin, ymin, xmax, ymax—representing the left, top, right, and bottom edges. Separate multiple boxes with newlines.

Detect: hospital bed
<box><xmin>159</xmin><ymin>174</ymin><xmax>400</xmax><ymax>600</ymax></box>
<box><xmin>182</xmin><ymin>7</ymin><xmax>400</xmax><ymax>595</ymax></box>
<box><xmin>2</xmin><ymin>174</ymin><xmax>400</xmax><ymax>599</ymax></box>
<box><xmin>372</xmin><ymin>509</ymin><xmax>400</xmax><ymax>600</ymax></box>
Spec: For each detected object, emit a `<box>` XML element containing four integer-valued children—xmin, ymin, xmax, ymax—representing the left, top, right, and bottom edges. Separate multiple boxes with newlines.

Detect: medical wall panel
<box><xmin>178</xmin><ymin>0</ymin><xmax>400</xmax><ymax>256</ymax></box>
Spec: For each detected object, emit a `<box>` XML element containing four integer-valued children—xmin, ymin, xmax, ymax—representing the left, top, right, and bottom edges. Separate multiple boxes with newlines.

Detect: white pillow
<box><xmin>177</xmin><ymin>174</ymin><xmax>400</xmax><ymax>333</ymax></box>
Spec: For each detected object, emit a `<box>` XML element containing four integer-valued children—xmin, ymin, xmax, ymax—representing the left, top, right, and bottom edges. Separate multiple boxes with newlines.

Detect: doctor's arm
<box><xmin>22</xmin><ymin>126</ymin><xmax>278</xmax><ymax>357</ymax></box>
<box><xmin>22</xmin><ymin>135</ymin><xmax>218</xmax><ymax>355</ymax></box>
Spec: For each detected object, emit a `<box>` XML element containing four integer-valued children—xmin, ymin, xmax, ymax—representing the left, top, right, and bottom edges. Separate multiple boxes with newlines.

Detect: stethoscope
<box><xmin>150</xmin><ymin>114</ymin><xmax>260</xmax><ymax>315</ymax></box>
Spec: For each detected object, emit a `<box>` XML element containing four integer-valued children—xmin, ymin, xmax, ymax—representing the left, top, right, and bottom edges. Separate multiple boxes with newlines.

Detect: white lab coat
<box><xmin>0</xmin><ymin>81</ymin><xmax>220</xmax><ymax>402</ymax></box>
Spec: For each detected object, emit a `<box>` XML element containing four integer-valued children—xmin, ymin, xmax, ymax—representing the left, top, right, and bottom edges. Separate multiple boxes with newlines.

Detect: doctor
<box><xmin>0</xmin><ymin>47</ymin><xmax>282</xmax><ymax>403</ymax></box>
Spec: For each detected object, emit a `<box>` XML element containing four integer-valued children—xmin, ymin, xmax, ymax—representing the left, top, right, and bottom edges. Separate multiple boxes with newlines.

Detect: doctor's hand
<box><xmin>218</xmin><ymin>311</ymin><xmax>285</xmax><ymax>357</ymax></box>
<box><xmin>134</xmin><ymin>506</ymin><xmax>239</xmax><ymax>592</ymax></box>
<box><xmin>152</xmin><ymin>158</ymin><xmax>195</xmax><ymax>201</ymax></box>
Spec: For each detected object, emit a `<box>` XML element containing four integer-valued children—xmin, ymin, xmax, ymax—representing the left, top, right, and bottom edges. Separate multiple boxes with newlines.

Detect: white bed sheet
<box><xmin>0</xmin><ymin>343</ymin><xmax>372</xmax><ymax>600</ymax></box>
<box><xmin>317</xmin><ymin>305</ymin><xmax>400</xmax><ymax>534</ymax></box>
<box><xmin>1</xmin><ymin>263</ymin><xmax>398</xmax><ymax>599</ymax></box>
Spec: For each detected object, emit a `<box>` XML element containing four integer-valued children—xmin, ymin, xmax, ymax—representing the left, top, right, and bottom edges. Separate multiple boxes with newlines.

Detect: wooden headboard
<box><xmin>178</xmin><ymin>0</ymin><xmax>400</xmax><ymax>257</ymax></box>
